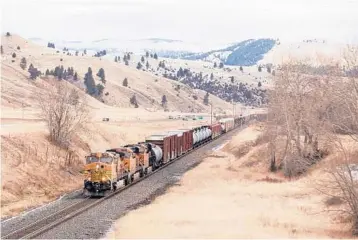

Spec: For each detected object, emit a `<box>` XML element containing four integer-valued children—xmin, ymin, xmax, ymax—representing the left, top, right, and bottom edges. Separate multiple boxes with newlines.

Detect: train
<box><xmin>82</xmin><ymin>113</ymin><xmax>263</xmax><ymax>196</ymax></box>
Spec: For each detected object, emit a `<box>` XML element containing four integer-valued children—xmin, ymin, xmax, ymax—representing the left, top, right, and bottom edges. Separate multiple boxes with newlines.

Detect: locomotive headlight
<box><xmin>102</xmin><ymin>177</ymin><xmax>106</xmax><ymax>181</ymax></box>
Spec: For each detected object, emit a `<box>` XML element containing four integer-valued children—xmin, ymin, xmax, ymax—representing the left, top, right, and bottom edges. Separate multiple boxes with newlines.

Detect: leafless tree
<box><xmin>36</xmin><ymin>81</ymin><xmax>89</xmax><ymax>148</ymax></box>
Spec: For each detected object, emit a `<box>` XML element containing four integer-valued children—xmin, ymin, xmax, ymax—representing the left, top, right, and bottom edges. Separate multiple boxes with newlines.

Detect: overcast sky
<box><xmin>2</xmin><ymin>0</ymin><xmax>358</xmax><ymax>44</ymax></box>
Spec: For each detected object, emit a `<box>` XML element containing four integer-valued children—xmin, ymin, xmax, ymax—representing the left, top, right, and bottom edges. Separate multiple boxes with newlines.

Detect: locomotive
<box><xmin>83</xmin><ymin>114</ymin><xmax>260</xmax><ymax>196</ymax></box>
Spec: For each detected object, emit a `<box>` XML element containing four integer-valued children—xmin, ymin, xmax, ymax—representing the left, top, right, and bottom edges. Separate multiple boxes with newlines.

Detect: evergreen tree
<box><xmin>141</xmin><ymin>56</ymin><xmax>145</xmax><ymax>63</ymax></box>
<box><xmin>267</xmin><ymin>66</ymin><xmax>271</xmax><ymax>73</ymax></box>
<box><xmin>74</xmin><ymin>72</ymin><xmax>78</xmax><ymax>81</ymax></box>
<box><xmin>125</xmin><ymin>59</ymin><xmax>129</xmax><ymax>66</ymax></box>
<box><xmin>96</xmin><ymin>84</ymin><xmax>105</xmax><ymax>96</ymax></box>
<box><xmin>84</xmin><ymin>49</ymin><xmax>87</xmax><ymax>55</ymax></box>
<box><xmin>127</xmin><ymin>53</ymin><xmax>131</xmax><ymax>60</ymax></box>
<box><xmin>146</xmin><ymin>51</ymin><xmax>149</xmax><ymax>58</ymax></box>
<box><xmin>17</xmin><ymin>46</ymin><xmax>20</xmax><ymax>50</ymax></box>
<box><xmin>161</xmin><ymin>95</ymin><xmax>167</xmax><ymax>107</ymax></box>
<box><xmin>137</xmin><ymin>62</ymin><xmax>142</xmax><ymax>70</ymax></box>
<box><xmin>210</xmin><ymin>73</ymin><xmax>214</xmax><ymax>80</ymax></box>
<box><xmin>45</xmin><ymin>69</ymin><xmax>50</xmax><ymax>76</ymax></box>
<box><xmin>258</xmin><ymin>66</ymin><xmax>262</xmax><ymax>72</ymax></box>
<box><xmin>150</xmin><ymin>53</ymin><xmax>153</xmax><ymax>58</ymax></box>
<box><xmin>28</xmin><ymin>64</ymin><xmax>34</xmax><ymax>71</ymax></box>
<box><xmin>240</xmin><ymin>66</ymin><xmax>243</xmax><ymax>72</ymax></box>
<box><xmin>28</xmin><ymin>66</ymin><xmax>41</xmax><ymax>80</ymax></box>
<box><xmin>1</xmin><ymin>45</ymin><xmax>3</xmax><ymax>54</ymax></box>
<box><xmin>117</xmin><ymin>56</ymin><xmax>120</xmax><ymax>62</ymax></box>
<box><xmin>114</xmin><ymin>56</ymin><xmax>118</xmax><ymax>62</ymax></box>
<box><xmin>12</xmin><ymin>53</ymin><xmax>16</xmax><ymax>58</ymax></box>
<box><xmin>84</xmin><ymin>67</ymin><xmax>96</xmax><ymax>95</ymax></box>
<box><xmin>123</xmin><ymin>77</ymin><xmax>128</xmax><ymax>87</ymax></box>
<box><xmin>130</xmin><ymin>94</ymin><xmax>138</xmax><ymax>108</ymax></box>
<box><xmin>20</xmin><ymin>57</ymin><xmax>27</xmax><ymax>70</ymax></box>
<box><xmin>146</xmin><ymin>61</ymin><xmax>150</xmax><ymax>69</ymax></box>
<box><xmin>123</xmin><ymin>55</ymin><xmax>127</xmax><ymax>62</ymax></box>
<box><xmin>75</xmin><ymin>51</ymin><xmax>79</xmax><ymax>56</ymax></box>
<box><xmin>6</xmin><ymin>32</ymin><xmax>11</xmax><ymax>36</ymax></box>
<box><xmin>230</xmin><ymin>76</ymin><xmax>234</xmax><ymax>83</ymax></box>
<box><xmin>258</xmin><ymin>81</ymin><xmax>262</xmax><ymax>87</ymax></box>
<box><xmin>153</xmin><ymin>53</ymin><xmax>158</xmax><ymax>60</ymax></box>
<box><xmin>213</xmin><ymin>62</ymin><xmax>217</xmax><ymax>68</ymax></box>
<box><xmin>97</xmin><ymin>68</ymin><xmax>106</xmax><ymax>83</ymax></box>
<box><xmin>177</xmin><ymin>67</ymin><xmax>184</xmax><ymax>78</ymax></box>
<box><xmin>203</xmin><ymin>92</ymin><xmax>209</xmax><ymax>105</ymax></box>
<box><xmin>219</xmin><ymin>62</ymin><xmax>224</xmax><ymax>68</ymax></box>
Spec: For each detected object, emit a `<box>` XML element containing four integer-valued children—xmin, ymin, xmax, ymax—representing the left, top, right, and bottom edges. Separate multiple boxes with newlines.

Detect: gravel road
<box><xmin>2</xmin><ymin>126</ymin><xmax>244</xmax><ymax>239</ymax></box>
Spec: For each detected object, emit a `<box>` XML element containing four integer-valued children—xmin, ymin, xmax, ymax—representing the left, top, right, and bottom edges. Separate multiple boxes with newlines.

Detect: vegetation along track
<box><xmin>2</xmin><ymin>118</ymin><xmax>261</xmax><ymax>239</ymax></box>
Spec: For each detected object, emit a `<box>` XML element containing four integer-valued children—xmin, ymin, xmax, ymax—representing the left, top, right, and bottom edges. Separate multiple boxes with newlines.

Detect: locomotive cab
<box><xmin>83</xmin><ymin>152</ymin><xmax>117</xmax><ymax>195</ymax></box>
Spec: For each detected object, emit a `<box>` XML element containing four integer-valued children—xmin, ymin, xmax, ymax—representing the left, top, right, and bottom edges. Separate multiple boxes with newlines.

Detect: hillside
<box><xmin>1</xmin><ymin>35</ymin><xmax>233</xmax><ymax>114</ymax></box>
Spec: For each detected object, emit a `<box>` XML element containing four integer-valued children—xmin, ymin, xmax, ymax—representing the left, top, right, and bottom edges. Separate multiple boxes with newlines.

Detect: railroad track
<box><xmin>2</xmin><ymin>123</ymin><xmax>250</xmax><ymax>239</ymax></box>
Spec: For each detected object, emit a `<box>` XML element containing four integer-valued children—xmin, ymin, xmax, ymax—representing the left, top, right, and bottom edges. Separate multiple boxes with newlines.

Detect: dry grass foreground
<box><xmin>106</xmin><ymin>125</ymin><xmax>355</xmax><ymax>239</ymax></box>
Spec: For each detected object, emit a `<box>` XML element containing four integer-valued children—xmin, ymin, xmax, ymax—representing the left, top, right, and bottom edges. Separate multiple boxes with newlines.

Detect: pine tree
<box><xmin>219</xmin><ymin>62</ymin><xmax>224</xmax><ymax>68</ymax></box>
<box><xmin>84</xmin><ymin>49</ymin><xmax>87</xmax><ymax>55</ymax></box>
<box><xmin>137</xmin><ymin>62</ymin><xmax>142</xmax><ymax>70</ymax></box>
<box><xmin>153</xmin><ymin>53</ymin><xmax>158</xmax><ymax>60</ymax></box>
<box><xmin>1</xmin><ymin>45</ymin><xmax>3</xmax><ymax>54</ymax></box>
<box><xmin>84</xmin><ymin>67</ymin><xmax>96</xmax><ymax>95</ymax></box>
<box><xmin>28</xmin><ymin>64</ymin><xmax>34</xmax><ymax>71</ymax></box>
<box><xmin>96</xmin><ymin>84</ymin><xmax>104</xmax><ymax>96</ymax></box>
<box><xmin>28</xmin><ymin>66</ymin><xmax>41</xmax><ymax>80</ymax></box>
<box><xmin>258</xmin><ymin>66</ymin><xmax>262</xmax><ymax>72</ymax></box>
<box><xmin>240</xmin><ymin>66</ymin><xmax>243</xmax><ymax>72</ymax></box>
<box><xmin>230</xmin><ymin>76</ymin><xmax>234</xmax><ymax>83</ymax></box>
<box><xmin>146</xmin><ymin>51</ymin><xmax>149</xmax><ymax>58</ymax></box>
<box><xmin>161</xmin><ymin>95</ymin><xmax>167</xmax><ymax>107</ymax></box>
<box><xmin>213</xmin><ymin>62</ymin><xmax>217</xmax><ymax>68</ymax></box>
<box><xmin>127</xmin><ymin>53</ymin><xmax>131</xmax><ymax>60</ymax></box>
<box><xmin>12</xmin><ymin>53</ymin><xmax>16</xmax><ymax>58</ymax></box>
<box><xmin>146</xmin><ymin>61</ymin><xmax>150</xmax><ymax>69</ymax></box>
<box><xmin>17</xmin><ymin>46</ymin><xmax>20</xmax><ymax>50</ymax></box>
<box><xmin>20</xmin><ymin>57</ymin><xmax>27</xmax><ymax>70</ymax></box>
<box><xmin>203</xmin><ymin>92</ymin><xmax>209</xmax><ymax>105</ymax></box>
<box><xmin>210</xmin><ymin>73</ymin><xmax>214</xmax><ymax>80</ymax></box>
<box><xmin>267</xmin><ymin>66</ymin><xmax>271</xmax><ymax>73</ymax></box>
<box><xmin>6</xmin><ymin>32</ymin><xmax>11</xmax><ymax>36</ymax></box>
<box><xmin>258</xmin><ymin>81</ymin><xmax>262</xmax><ymax>87</ymax></box>
<box><xmin>141</xmin><ymin>56</ymin><xmax>145</xmax><ymax>63</ymax></box>
<box><xmin>97</xmin><ymin>68</ymin><xmax>106</xmax><ymax>83</ymax></box>
<box><xmin>75</xmin><ymin>51</ymin><xmax>79</xmax><ymax>56</ymax></box>
<box><xmin>123</xmin><ymin>77</ymin><xmax>128</xmax><ymax>87</ymax></box>
<box><xmin>125</xmin><ymin>60</ymin><xmax>129</xmax><ymax>66</ymax></box>
<box><xmin>114</xmin><ymin>56</ymin><xmax>118</xmax><ymax>62</ymax></box>
<box><xmin>130</xmin><ymin>94</ymin><xmax>138</xmax><ymax>108</ymax></box>
<box><xmin>117</xmin><ymin>56</ymin><xmax>120</xmax><ymax>62</ymax></box>
<box><xmin>74</xmin><ymin>72</ymin><xmax>78</xmax><ymax>81</ymax></box>
<box><xmin>150</xmin><ymin>53</ymin><xmax>153</xmax><ymax>58</ymax></box>
<box><xmin>45</xmin><ymin>69</ymin><xmax>50</xmax><ymax>76</ymax></box>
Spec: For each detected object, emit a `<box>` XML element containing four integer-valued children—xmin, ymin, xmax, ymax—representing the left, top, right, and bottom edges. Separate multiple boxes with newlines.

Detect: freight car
<box><xmin>82</xmin><ymin>113</ymin><xmax>265</xmax><ymax>196</ymax></box>
<box><xmin>219</xmin><ymin>118</ymin><xmax>235</xmax><ymax>133</ymax></box>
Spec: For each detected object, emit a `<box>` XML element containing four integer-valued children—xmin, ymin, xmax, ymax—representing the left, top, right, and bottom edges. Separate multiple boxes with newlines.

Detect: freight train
<box><xmin>82</xmin><ymin>114</ymin><xmax>262</xmax><ymax>196</ymax></box>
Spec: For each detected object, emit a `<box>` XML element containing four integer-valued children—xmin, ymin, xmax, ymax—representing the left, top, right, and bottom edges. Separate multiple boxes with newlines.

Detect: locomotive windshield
<box><xmin>100</xmin><ymin>157</ymin><xmax>113</xmax><ymax>163</ymax></box>
<box><xmin>86</xmin><ymin>156</ymin><xmax>99</xmax><ymax>164</ymax></box>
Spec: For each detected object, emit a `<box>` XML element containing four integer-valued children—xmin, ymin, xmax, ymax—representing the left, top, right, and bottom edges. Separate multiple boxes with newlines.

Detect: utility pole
<box><xmin>210</xmin><ymin>103</ymin><xmax>213</xmax><ymax>125</ymax></box>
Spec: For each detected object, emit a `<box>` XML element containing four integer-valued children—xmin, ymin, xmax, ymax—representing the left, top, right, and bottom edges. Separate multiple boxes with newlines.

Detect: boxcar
<box><xmin>145</xmin><ymin>132</ymin><xmax>176</xmax><ymax>163</ymax></box>
<box><xmin>178</xmin><ymin>129</ymin><xmax>193</xmax><ymax>152</ymax></box>
<box><xmin>168</xmin><ymin>130</ymin><xmax>184</xmax><ymax>157</ymax></box>
<box><xmin>209</xmin><ymin>123</ymin><xmax>222</xmax><ymax>139</ymax></box>
<box><xmin>219</xmin><ymin>118</ymin><xmax>235</xmax><ymax>133</ymax></box>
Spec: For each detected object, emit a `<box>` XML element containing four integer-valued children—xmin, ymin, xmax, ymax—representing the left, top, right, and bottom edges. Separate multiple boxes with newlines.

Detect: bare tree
<box><xmin>36</xmin><ymin>82</ymin><xmax>89</xmax><ymax>148</ymax></box>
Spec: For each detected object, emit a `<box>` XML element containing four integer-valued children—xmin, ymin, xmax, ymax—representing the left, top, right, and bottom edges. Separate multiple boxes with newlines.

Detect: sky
<box><xmin>2</xmin><ymin>0</ymin><xmax>358</xmax><ymax>44</ymax></box>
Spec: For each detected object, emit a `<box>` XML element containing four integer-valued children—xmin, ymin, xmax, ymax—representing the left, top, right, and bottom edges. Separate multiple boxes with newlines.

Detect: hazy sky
<box><xmin>2</xmin><ymin>0</ymin><xmax>358</xmax><ymax>44</ymax></box>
